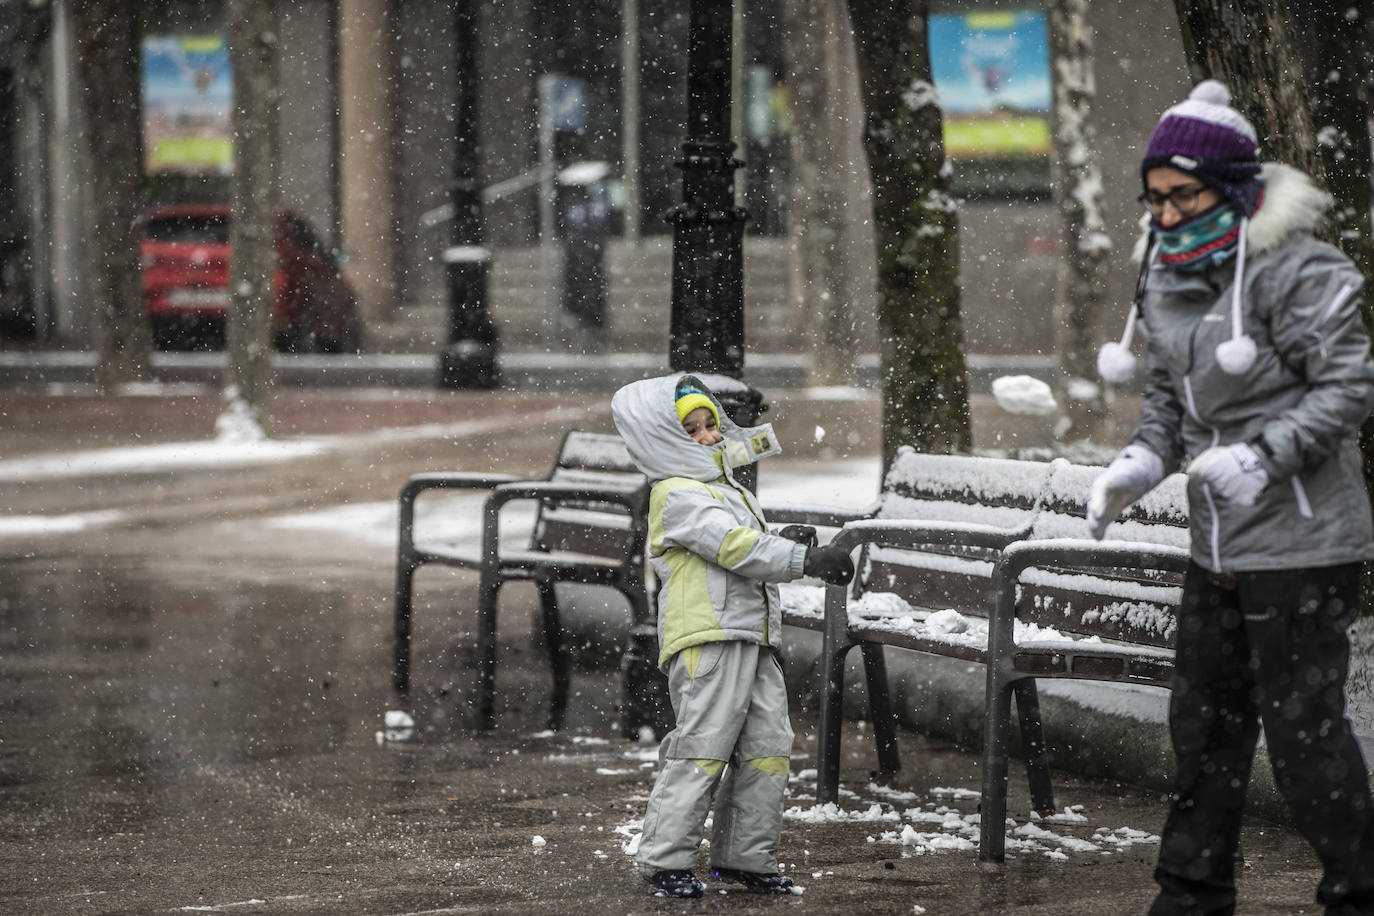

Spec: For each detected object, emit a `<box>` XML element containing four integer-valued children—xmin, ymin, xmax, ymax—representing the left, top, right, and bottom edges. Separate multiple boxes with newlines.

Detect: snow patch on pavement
<box><xmin>0</xmin><ymin>509</ymin><xmax>126</xmax><ymax>536</ymax></box>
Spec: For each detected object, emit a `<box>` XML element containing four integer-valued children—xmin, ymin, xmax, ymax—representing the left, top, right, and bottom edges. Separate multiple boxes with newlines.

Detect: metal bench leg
<box><xmin>620</xmin><ymin>623</ymin><xmax>672</xmax><ymax>740</ymax></box>
<box><xmin>394</xmin><ymin>555</ymin><xmax>417</xmax><ymax>693</ymax></box>
<box><xmin>858</xmin><ymin>642</ymin><xmax>901</xmax><ymax>777</ymax></box>
<box><xmin>536</xmin><ymin>579</ymin><xmax>569</xmax><ymax>732</ymax></box>
<box><xmin>817</xmin><ymin>640</ymin><xmax>854</xmax><ymax>806</ymax></box>
<box><xmin>475</xmin><ymin>573</ymin><xmax>501</xmax><ymax>731</ymax></box>
<box><xmin>979</xmin><ymin>663</ymin><xmax>1015</xmax><ymax>863</ymax></box>
<box><xmin>1013</xmin><ymin>679</ymin><xmax>1055</xmax><ymax>814</ymax></box>
<box><xmin>817</xmin><ymin>581</ymin><xmax>855</xmax><ymax>806</ymax></box>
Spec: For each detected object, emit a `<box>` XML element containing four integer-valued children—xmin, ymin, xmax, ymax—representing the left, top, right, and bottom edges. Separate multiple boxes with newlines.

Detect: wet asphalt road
<box><xmin>0</xmin><ymin>387</ymin><xmax>1335</xmax><ymax>914</ymax></box>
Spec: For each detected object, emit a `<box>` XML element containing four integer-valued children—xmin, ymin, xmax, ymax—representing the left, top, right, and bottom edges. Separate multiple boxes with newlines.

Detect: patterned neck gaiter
<box><xmin>1151</xmin><ymin>200</ymin><xmax>1244</xmax><ymax>273</ymax></box>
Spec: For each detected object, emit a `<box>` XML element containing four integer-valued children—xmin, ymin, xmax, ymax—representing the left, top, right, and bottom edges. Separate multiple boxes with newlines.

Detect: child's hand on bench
<box><xmin>777</xmin><ymin>525</ymin><xmax>819</xmax><ymax>548</ymax></box>
<box><xmin>805</xmin><ymin>545</ymin><xmax>854</xmax><ymax>585</ymax></box>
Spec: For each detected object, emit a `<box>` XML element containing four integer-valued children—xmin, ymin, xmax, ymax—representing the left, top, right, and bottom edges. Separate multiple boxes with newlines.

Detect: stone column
<box><xmin>337</xmin><ymin>0</ymin><xmax>395</xmax><ymax>323</ymax></box>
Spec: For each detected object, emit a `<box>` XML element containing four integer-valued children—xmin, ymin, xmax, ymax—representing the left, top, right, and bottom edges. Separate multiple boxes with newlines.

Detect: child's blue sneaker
<box><xmin>649</xmin><ymin>870</ymin><xmax>705</xmax><ymax>898</ymax></box>
<box><xmin>711</xmin><ymin>868</ymin><xmax>796</xmax><ymax>894</ymax></box>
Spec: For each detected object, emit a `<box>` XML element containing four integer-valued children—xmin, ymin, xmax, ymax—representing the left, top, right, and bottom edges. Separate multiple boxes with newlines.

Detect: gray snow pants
<box><xmin>634</xmin><ymin>640</ymin><xmax>794</xmax><ymax>878</ymax></box>
<box><xmin>1151</xmin><ymin>562</ymin><xmax>1374</xmax><ymax>916</ymax></box>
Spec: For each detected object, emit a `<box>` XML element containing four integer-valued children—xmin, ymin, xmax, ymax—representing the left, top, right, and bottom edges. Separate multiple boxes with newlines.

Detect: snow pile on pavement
<box><xmin>605</xmin><ymin>760</ymin><xmax>1160</xmax><ymax>865</ymax></box>
<box><xmin>0</xmin><ymin>509</ymin><xmax>125</xmax><ymax>537</ymax></box>
<box><xmin>781</xmin><ymin>771</ymin><xmax>1160</xmax><ymax>861</ymax></box>
<box><xmin>215</xmin><ymin>385</ymin><xmax>267</xmax><ymax>443</ymax></box>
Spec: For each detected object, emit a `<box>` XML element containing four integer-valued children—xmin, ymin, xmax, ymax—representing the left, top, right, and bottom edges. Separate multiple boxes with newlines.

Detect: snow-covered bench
<box><xmin>767</xmin><ymin>447</ymin><xmax>1190</xmax><ymax>863</ymax></box>
<box><xmin>393</xmin><ymin>430</ymin><xmax>655</xmax><ymax>733</ymax></box>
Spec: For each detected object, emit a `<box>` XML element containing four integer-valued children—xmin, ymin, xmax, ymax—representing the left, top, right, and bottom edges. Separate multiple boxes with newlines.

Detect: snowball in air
<box><xmin>991</xmin><ymin>375</ymin><xmax>1057</xmax><ymax>416</ymax></box>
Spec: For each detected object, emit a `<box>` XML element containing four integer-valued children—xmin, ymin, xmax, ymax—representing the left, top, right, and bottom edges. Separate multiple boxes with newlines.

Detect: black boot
<box><xmin>712</xmin><ymin>867</ymin><xmax>796</xmax><ymax>894</ymax></box>
<box><xmin>648</xmin><ymin>870</ymin><xmax>705</xmax><ymax>898</ymax></box>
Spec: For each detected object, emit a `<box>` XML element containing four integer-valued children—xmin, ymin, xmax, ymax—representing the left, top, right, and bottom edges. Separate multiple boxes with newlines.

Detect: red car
<box><xmin>142</xmin><ymin>204</ymin><xmax>363</xmax><ymax>353</ymax></box>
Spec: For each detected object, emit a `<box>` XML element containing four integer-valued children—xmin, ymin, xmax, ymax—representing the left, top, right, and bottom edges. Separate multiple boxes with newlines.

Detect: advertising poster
<box><xmin>142</xmin><ymin>35</ymin><xmax>233</xmax><ymax>175</ymax></box>
<box><xmin>929</xmin><ymin>10</ymin><xmax>1051</xmax><ymax>161</ymax></box>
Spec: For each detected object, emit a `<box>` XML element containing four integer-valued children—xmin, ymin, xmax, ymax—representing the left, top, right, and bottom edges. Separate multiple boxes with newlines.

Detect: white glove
<box><xmin>1086</xmin><ymin>444</ymin><xmax>1166</xmax><ymax>540</ymax></box>
<box><xmin>1187</xmin><ymin>443</ymin><xmax>1268</xmax><ymax>506</ymax></box>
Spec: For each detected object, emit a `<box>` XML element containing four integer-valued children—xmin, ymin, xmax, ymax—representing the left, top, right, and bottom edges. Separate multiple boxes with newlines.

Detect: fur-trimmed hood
<box><xmin>1132</xmin><ymin>162</ymin><xmax>1332</xmax><ymax>262</ymax></box>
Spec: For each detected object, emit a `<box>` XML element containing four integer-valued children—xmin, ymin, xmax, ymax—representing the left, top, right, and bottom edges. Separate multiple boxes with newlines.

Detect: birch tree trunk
<box><xmin>782</xmin><ymin>0</ymin><xmax>872</xmax><ymax>387</ymax></box>
<box><xmin>224</xmin><ymin>0</ymin><xmax>280</xmax><ymax>436</ymax></box>
<box><xmin>848</xmin><ymin>0</ymin><xmax>970</xmax><ymax>463</ymax></box>
<box><xmin>1047</xmin><ymin>0</ymin><xmax>1112</xmax><ymax>443</ymax></box>
<box><xmin>71</xmin><ymin>0</ymin><xmax>152</xmax><ymax>389</ymax></box>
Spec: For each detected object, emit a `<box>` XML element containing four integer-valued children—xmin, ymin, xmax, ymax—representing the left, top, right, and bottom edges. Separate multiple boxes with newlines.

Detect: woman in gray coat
<box><xmin>1089</xmin><ymin>80</ymin><xmax>1374</xmax><ymax>915</ymax></box>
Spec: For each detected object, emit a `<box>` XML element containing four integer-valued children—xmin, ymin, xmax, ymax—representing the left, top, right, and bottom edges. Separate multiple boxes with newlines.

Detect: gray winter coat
<box><xmin>611</xmin><ymin>374</ymin><xmax>806</xmax><ymax>669</ymax></box>
<box><xmin>1131</xmin><ymin>163</ymin><xmax>1374</xmax><ymax>572</ymax></box>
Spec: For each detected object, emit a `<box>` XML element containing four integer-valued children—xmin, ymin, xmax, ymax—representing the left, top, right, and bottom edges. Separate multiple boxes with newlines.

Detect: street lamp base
<box><xmin>437</xmin><ymin>340</ymin><xmax>500</xmax><ymax>389</ymax></box>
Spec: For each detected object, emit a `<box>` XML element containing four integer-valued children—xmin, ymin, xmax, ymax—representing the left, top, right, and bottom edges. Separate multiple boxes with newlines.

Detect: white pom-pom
<box><xmin>1190</xmin><ymin>79</ymin><xmax>1230</xmax><ymax>107</ymax></box>
<box><xmin>1215</xmin><ymin>335</ymin><xmax>1256</xmax><ymax>375</ymax></box>
<box><xmin>1097</xmin><ymin>342</ymin><xmax>1137</xmax><ymax>384</ymax></box>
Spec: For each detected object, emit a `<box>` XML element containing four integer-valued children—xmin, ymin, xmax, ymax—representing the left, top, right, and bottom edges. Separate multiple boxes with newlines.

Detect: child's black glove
<box><xmin>777</xmin><ymin>525</ymin><xmax>818</xmax><ymax>548</ymax></box>
<box><xmin>804</xmin><ymin>545</ymin><xmax>854</xmax><ymax>585</ymax></box>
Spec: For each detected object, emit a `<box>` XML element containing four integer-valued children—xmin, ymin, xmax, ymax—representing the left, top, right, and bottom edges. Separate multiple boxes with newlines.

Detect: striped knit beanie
<box><xmin>1141</xmin><ymin>80</ymin><xmax>1263</xmax><ymax>215</ymax></box>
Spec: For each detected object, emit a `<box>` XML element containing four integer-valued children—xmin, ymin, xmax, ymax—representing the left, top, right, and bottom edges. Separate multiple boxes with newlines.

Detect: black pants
<box><xmin>1151</xmin><ymin>562</ymin><xmax>1374</xmax><ymax>916</ymax></box>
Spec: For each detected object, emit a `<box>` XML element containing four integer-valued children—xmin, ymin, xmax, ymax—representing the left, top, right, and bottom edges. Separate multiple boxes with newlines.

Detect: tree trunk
<box><xmin>1170</xmin><ymin>0</ymin><xmax>1321</xmax><ymax>178</ymax></box>
<box><xmin>1286</xmin><ymin>0</ymin><xmax>1374</xmax><ymax>273</ymax></box>
<box><xmin>71</xmin><ymin>0</ymin><xmax>151</xmax><ymax>389</ymax></box>
<box><xmin>1047</xmin><ymin>0</ymin><xmax>1113</xmax><ymax>443</ymax></box>
<box><xmin>782</xmin><ymin>0</ymin><xmax>870</xmax><ymax>387</ymax></box>
<box><xmin>848</xmin><ymin>0</ymin><xmax>970</xmax><ymax>464</ymax></box>
<box><xmin>1286</xmin><ymin>0</ymin><xmax>1374</xmax><ymax>612</ymax></box>
<box><xmin>225</xmin><ymin>0</ymin><xmax>280</xmax><ymax>436</ymax></box>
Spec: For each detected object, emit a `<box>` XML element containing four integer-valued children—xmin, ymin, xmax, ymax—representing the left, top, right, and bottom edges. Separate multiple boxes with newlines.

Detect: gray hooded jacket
<box><xmin>611</xmin><ymin>374</ymin><xmax>806</xmax><ymax>669</ymax></box>
<box><xmin>1130</xmin><ymin>163</ymin><xmax>1374</xmax><ymax>572</ymax></box>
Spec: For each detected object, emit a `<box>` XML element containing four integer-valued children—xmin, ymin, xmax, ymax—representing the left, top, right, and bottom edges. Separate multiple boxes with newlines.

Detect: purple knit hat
<box><xmin>1141</xmin><ymin>80</ymin><xmax>1263</xmax><ymax>215</ymax></box>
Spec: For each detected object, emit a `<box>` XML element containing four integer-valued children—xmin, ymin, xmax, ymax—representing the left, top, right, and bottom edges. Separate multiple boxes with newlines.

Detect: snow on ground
<box><xmin>0</xmin><ymin>436</ymin><xmax>330</xmax><ymax>483</ymax></box>
<box><xmin>595</xmin><ymin>756</ymin><xmax>1160</xmax><ymax>865</ymax></box>
<box><xmin>0</xmin><ymin>508</ymin><xmax>126</xmax><ymax>537</ymax></box>
<box><xmin>0</xmin><ymin>405</ymin><xmax>587</xmax><ymax>484</ymax></box>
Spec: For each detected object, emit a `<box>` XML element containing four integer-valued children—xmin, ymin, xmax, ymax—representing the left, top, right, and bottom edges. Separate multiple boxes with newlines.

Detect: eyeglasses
<box><xmin>1137</xmin><ymin>184</ymin><xmax>1211</xmax><ymax>217</ymax></box>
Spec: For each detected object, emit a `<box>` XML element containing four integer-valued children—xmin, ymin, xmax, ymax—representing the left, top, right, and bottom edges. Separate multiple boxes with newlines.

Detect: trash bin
<box><xmin>557</xmin><ymin>161</ymin><xmax>611</xmax><ymax>345</ymax></box>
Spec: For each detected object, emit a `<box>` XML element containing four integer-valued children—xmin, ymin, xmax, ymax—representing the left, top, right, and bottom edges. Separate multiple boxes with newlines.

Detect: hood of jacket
<box><xmin>611</xmin><ymin>373</ymin><xmax>777</xmax><ymax>483</ymax></box>
<box><xmin>1132</xmin><ymin>162</ymin><xmax>1332</xmax><ymax>263</ymax></box>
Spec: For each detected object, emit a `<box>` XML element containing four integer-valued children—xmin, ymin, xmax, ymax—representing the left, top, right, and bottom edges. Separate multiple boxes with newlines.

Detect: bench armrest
<box><xmin>479</xmin><ymin>480</ymin><xmax>650</xmax><ymax>565</ymax></box>
<box><xmin>484</xmin><ymin>480</ymin><xmax>647</xmax><ymax>512</ymax></box>
<box><xmin>987</xmin><ymin>538</ymin><xmax>1191</xmax><ymax>660</ymax></box>
<box><xmin>828</xmin><ymin>517</ymin><xmax>1034</xmax><ymax>554</ymax></box>
<box><xmin>762</xmin><ymin>500</ymin><xmax>880</xmax><ymax>528</ymax></box>
<box><xmin>400</xmin><ymin>471</ymin><xmax>524</xmax><ymax>499</ymax></box>
<box><xmin>398</xmin><ymin>472</ymin><xmax>526</xmax><ymax>555</ymax></box>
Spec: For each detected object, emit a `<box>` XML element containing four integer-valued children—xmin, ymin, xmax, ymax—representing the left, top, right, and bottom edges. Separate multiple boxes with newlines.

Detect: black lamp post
<box><xmin>667</xmin><ymin>0</ymin><xmax>765</xmax><ymax>433</ymax></box>
<box><xmin>438</xmin><ymin>0</ymin><xmax>499</xmax><ymax>389</ymax></box>
<box><xmin>624</xmin><ymin>0</ymin><xmax>767</xmax><ymax>741</ymax></box>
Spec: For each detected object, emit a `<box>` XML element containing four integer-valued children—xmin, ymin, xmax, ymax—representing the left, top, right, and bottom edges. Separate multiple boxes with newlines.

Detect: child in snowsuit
<box><xmin>1088</xmin><ymin>81</ymin><xmax>1374</xmax><ymax>915</ymax></box>
<box><xmin>611</xmin><ymin>374</ymin><xmax>854</xmax><ymax>898</ymax></box>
